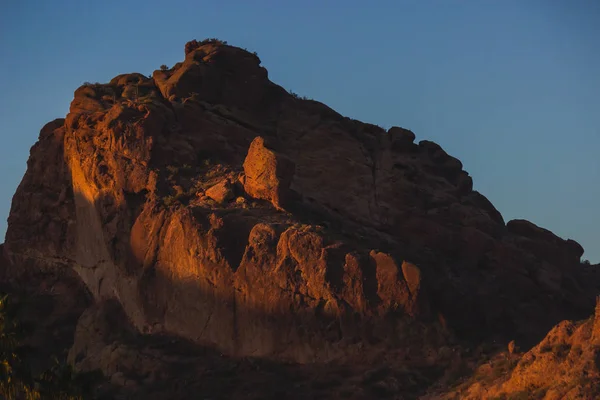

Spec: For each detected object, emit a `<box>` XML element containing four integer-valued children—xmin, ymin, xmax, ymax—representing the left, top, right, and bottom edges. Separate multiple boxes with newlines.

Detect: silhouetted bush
<box><xmin>159</xmin><ymin>64</ymin><xmax>169</xmax><ymax>71</ymax></box>
<box><xmin>288</xmin><ymin>89</ymin><xmax>312</xmax><ymax>101</ymax></box>
<box><xmin>166</xmin><ymin>165</ymin><xmax>179</xmax><ymax>175</ymax></box>
<box><xmin>200</xmin><ymin>38</ymin><xmax>228</xmax><ymax>45</ymax></box>
<box><xmin>0</xmin><ymin>295</ymin><xmax>101</xmax><ymax>399</ymax></box>
<box><xmin>185</xmin><ymin>39</ymin><xmax>229</xmax><ymax>55</ymax></box>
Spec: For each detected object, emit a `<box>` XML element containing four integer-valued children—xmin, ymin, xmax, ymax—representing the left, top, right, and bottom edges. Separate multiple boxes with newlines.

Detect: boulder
<box><xmin>242</xmin><ymin>136</ymin><xmax>295</xmax><ymax>210</ymax></box>
<box><xmin>205</xmin><ymin>179</ymin><xmax>234</xmax><ymax>204</ymax></box>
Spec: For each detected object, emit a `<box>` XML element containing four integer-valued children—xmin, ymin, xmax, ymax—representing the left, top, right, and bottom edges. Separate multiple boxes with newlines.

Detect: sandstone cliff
<box><xmin>1</xmin><ymin>39</ymin><xmax>598</xmax><ymax>398</ymax></box>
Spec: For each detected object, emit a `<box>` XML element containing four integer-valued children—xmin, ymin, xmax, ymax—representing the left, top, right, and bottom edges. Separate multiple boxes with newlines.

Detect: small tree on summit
<box><xmin>159</xmin><ymin>65</ymin><xmax>169</xmax><ymax>71</ymax></box>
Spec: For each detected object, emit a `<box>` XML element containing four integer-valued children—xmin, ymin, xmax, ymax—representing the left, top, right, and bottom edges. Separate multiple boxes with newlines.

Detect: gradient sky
<box><xmin>1</xmin><ymin>0</ymin><xmax>598</xmax><ymax>261</ymax></box>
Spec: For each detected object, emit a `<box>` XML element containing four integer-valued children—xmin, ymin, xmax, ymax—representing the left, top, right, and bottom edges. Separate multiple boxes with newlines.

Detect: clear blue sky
<box><xmin>1</xmin><ymin>0</ymin><xmax>598</xmax><ymax>261</ymax></box>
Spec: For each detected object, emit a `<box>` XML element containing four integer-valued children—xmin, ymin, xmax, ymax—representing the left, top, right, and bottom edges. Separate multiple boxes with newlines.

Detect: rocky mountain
<box><xmin>1</xmin><ymin>39</ymin><xmax>598</xmax><ymax>399</ymax></box>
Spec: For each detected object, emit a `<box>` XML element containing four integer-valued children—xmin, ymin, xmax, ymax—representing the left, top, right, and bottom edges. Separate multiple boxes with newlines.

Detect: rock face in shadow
<box><xmin>1</xmin><ymin>39</ymin><xmax>598</xmax><ymax>397</ymax></box>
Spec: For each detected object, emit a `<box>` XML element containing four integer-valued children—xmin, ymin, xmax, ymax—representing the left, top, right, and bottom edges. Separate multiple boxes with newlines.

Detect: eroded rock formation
<box><xmin>1</xmin><ymin>39</ymin><xmax>598</xmax><ymax>398</ymax></box>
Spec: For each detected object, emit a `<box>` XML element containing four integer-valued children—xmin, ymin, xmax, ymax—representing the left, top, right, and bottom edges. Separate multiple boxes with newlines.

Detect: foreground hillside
<box><xmin>430</xmin><ymin>298</ymin><xmax>600</xmax><ymax>399</ymax></box>
<box><xmin>1</xmin><ymin>39</ymin><xmax>598</xmax><ymax>399</ymax></box>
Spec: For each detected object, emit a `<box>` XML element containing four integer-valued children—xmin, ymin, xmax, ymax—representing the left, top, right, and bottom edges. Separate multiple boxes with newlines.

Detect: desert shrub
<box><xmin>0</xmin><ymin>295</ymin><xmax>100</xmax><ymax>399</ymax></box>
<box><xmin>578</xmin><ymin>375</ymin><xmax>600</xmax><ymax>396</ymax></box>
<box><xmin>163</xmin><ymin>195</ymin><xmax>175</xmax><ymax>207</ymax></box>
<box><xmin>36</xmin><ymin>358</ymin><xmax>102</xmax><ymax>400</ymax></box>
<box><xmin>506</xmin><ymin>391</ymin><xmax>530</xmax><ymax>400</ymax></box>
<box><xmin>539</xmin><ymin>342</ymin><xmax>570</xmax><ymax>358</ymax></box>
<box><xmin>138</xmin><ymin>94</ymin><xmax>156</xmax><ymax>104</ymax></box>
<box><xmin>490</xmin><ymin>357</ymin><xmax>518</xmax><ymax>379</ymax></box>
<box><xmin>82</xmin><ymin>82</ymin><xmax>102</xmax><ymax>88</ymax></box>
<box><xmin>552</xmin><ymin>343</ymin><xmax>571</xmax><ymax>358</ymax></box>
<box><xmin>186</xmin><ymin>38</ymin><xmax>229</xmax><ymax>54</ymax></box>
<box><xmin>288</xmin><ymin>89</ymin><xmax>312</xmax><ymax>101</ymax></box>
<box><xmin>492</xmin><ymin>388</ymin><xmax>546</xmax><ymax>400</ymax></box>
<box><xmin>163</xmin><ymin>191</ymin><xmax>188</xmax><ymax>207</ymax></box>
<box><xmin>539</xmin><ymin>344</ymin><xmax>553</xmax><ymax>353</ymax></box>
<box><xmin>159</xmin><ymin>64</ymin><xmax>168</xmax><ymax>71</ymax></box>
<box><xmin>200</xmin><ymin>38</ymin><xmax>227</xmax><ymax>45</ymax></box>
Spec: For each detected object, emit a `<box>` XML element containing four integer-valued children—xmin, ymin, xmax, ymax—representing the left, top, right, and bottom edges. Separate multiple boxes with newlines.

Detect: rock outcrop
<box><xmin>242</xmin><ymin>136</ymin><xmax>295</xmax><ymax>210</ymax></box>
<box><xmin>1</xmin><ymin>39</ymin><xmax>598</xmax><ymax>398</ymax></box>
<box><xmin>205</xmin><ymin>179</ymin><xmax>234</xmax><ymax>204</ymax></box>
